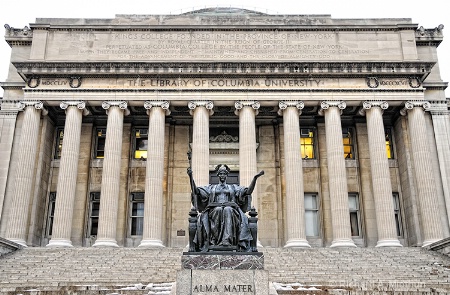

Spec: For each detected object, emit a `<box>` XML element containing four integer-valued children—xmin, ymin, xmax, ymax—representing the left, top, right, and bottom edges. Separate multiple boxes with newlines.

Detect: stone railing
<box><xmin>425</xmin><ymin>237</ymin><xmax>450</xmax><ymax>257</ymax></box>
<box><xmin>0</xmin><ymin>237</ymin><xmax>22</xmax><ymax>257</ymax></box>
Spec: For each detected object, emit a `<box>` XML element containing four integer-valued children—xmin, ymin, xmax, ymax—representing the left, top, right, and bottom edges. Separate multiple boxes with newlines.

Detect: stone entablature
<box><xmin>14</xmin><ymin>77</ymin><xmax>427</xmax><ymax>91</ymax></box>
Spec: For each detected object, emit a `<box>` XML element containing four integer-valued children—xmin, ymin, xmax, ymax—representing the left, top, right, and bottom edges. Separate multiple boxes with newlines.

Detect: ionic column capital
<box><xmin>234</xmin><ymin>100</ymin><xmax>260</xmax><ymax>116</ymax></box>
<box><xmin>60</xmin><ymin>101</ymin><xmax>90</xmax><ymax>116</ymax></box>
<box><xmin>400</xmin><ymin>100</ymin><xmax>431</xmax><ymax>116</ymax></box>
<box><xmin>278</xmin><ymin>101</ymin><xmax>304</xmax><ymax>116</ymax></box>
<box><xmin>358</xmin><ymin>101</ymin><xmax>389</xmax><ymax>116</ymax></box>
<box><xmin>144</xmin><ymin>100</ymin><xmax>171</xmax><ymax>116</ymax></box>
<box><xmin>102</xmin><ymin>101</ymin><xmax>130</xmax><ymax>116</ymax></box>
<box><xmin>19</xmin><ymin>100</ymin><xmax>48</xmax><ymax>116</ymax></box>
<box><xmin>188</xmin><ymin>100</ymin><xmax>214</xmax><ymax>116</ymax></box>
<box><xmin>318</xmin><ymin>100</ymin><xmax>346</xmax><ymax>116</ymax></box>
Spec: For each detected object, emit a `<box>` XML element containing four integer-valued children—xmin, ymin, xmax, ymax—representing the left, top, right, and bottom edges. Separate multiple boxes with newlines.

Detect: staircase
<box><xmin>0</xmin><ymin>247</ymin><xmax>449</xmax><ymax>294</ymax></box>
<box><xmin>264</xmin><ymin>247</ymin><xmax>450</xmax><ymax>294</ymax></box>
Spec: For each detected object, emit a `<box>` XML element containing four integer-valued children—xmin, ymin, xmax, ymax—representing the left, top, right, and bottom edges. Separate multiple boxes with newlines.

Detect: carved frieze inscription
<box><xmin>33</xmin><ymin>78</ymin><xmax>420</xmax><ymax>90</ymax></box>
<box><xmin>45</xmin><ymin>31</ymin><xmax>402</xmax><ymax>61</ymax></box>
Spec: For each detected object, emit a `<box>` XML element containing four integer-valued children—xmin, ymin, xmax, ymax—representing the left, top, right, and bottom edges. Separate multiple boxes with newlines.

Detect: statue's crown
<box><xmin>215</xmin><ymin>164</ymin><xmax>230</xmax><ymax>175</ymax></box>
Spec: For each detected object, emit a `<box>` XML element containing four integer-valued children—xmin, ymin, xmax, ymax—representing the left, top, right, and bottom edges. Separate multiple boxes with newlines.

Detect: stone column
<box><xmin>0</xmin><ymin>101</ymin><xmax>21</xmax><ymax>222</ymax></box>
<box><xmin>401</xmin><ymin>101</ymin><xmax>443</xmax><ymax>246</ymax></box>
<box><xmin>5</xmin><ymin>101</ymin><xmax>46</xmax><ymax>246</ymax></box>
<box><xmin>278</xmin><ymin>101</ymin><xmax>310</xmax><ymax>248</ymax></box>
<box><xmin>235</xmin><ymin>101</ymin><xmax>260</xmax><ymax>210</ymax></box>
<box><xmin>360</xmin><ymin>101</ymin><xmax>402</xmax><ymax>247</ymax></box>
<box><xmin>320</xmin><ymin>101</ymin><xmax>356</xmax><ymax>248</ymax></box>
<box><xmin>188</xmin><ymin>101</ymin><xmax>213</xmax><ymax>186</ymax></box>
<box><xmin>93</xmin><ymin>101</ymin><xmax>129</xmax><ymax>247</ymax></box>
<box><xmin>429</xmin><ymin>107</ymin><xmax>450</xmax><ymax>230</ymax></box>
<box><xmin>139</xmin><ymin>101</ymin><xmax>170</xmax><ymax>248</ymax></box>
<box><xmin>47</xmin><ymin>101</ymin><xmax>89</xmax><ymax>247</ymax></box>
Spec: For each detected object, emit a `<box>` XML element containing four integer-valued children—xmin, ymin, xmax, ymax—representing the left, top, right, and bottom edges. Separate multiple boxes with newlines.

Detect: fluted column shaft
<box><xmin>47</xmin><ymin>102</ymin><xmax>86</xmax><ymax>247</ymax></box>
<box><xmin>321</xmin><ymin>101</ymin><xmax>356</xmax><ymax>248</ymax></box>
<box><xmin>403</xmin><ymin>102</ymin><xmax>443</xmax><ymax>246</ymax></box>
<box><xmin>189</xmin><ymin>101</ymin><xmax>213</xmax><ymax>186</ymax></box>
<box><xmin>93</xmin><ymin>102</ymin><xmax>127</xmax><ymax>247</ymax></box>
<box><xmin>6</xmin><ymin>102</ymin><xmax>44</xmax><ymax>246</ymax></box>
<box><xmin>363</xmin><ymin>102</ymin><xmax>402</xmax><ymax>247</ymax></box>
<box><xmin>430</xmin><ymin>110</ymin><xmax>450</xmax><ymax>230</ymax></box>
<box><xmin>236</xmin><ymin>101</ymin><xmax>259</xmax><ymax>211</ymax></box>
<box><xmin>139</xmin><ymin>101</ymin><xmax>170</xmax><ymax>248</ymax></box>
<box><xmin>279</xmin><ymin>101</ymin><xmax>310</xmax><ymax>248</ymax></box>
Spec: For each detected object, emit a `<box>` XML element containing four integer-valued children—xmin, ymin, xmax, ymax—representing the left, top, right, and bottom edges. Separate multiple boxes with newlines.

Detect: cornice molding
<box><xmin>27</xmin><ymin>24</ymin><xmax>418</xmax><ymax>32</ymax></box>
<box><xmin>4</xmin><ymin>24</ymin><xmax>33</xmax><ymax>47</ymax></box>
<box><xmin>22</xmin><ymin>88</ymin><xmax>426</xmax><ymax>93</ymax></box>
<box><xmin>12</xmin><ymin>61</ymin><xmax>436</xmax><ymax>79</ymax></box>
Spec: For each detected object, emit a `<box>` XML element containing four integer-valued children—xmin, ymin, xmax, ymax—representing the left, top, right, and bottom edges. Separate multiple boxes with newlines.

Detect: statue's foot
<box><xmin>221</xmin><ymin>241</ymin><xmax>231</xmax><ymax>246</ymax></box>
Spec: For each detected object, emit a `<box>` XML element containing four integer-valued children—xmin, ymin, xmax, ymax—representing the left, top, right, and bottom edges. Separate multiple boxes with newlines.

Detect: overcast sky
<box><xmin>0</xmin><ymin>0</ymin><xmax>448</xmax><ymax>97</ymax></box>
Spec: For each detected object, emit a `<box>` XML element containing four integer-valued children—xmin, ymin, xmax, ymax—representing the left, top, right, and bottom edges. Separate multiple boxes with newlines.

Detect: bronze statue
<box><xmin>187</xmin><ymin>164</ymin><xmax>264</xmax><ymax>252</ymax></box>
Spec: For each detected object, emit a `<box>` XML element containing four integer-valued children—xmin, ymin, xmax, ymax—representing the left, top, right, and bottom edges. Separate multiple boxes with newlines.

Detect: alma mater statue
<box><xmin>187</xmin><ymin>164</ymin><xmax>264</xmax><ymax>252</ymax></box>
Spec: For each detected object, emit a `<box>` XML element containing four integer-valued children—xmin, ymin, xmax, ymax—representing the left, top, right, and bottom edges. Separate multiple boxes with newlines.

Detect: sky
<box><xmin>0</xmin><ymin>0</ymin><xmax>448</xmax><ymax>97</ymax></box>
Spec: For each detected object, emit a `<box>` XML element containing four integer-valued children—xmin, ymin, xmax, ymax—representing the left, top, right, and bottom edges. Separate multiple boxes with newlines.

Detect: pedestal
<box><xmin>177</xmin><ymin>252</ymin><xmax>269</xmax><ymax>295</ymax></box>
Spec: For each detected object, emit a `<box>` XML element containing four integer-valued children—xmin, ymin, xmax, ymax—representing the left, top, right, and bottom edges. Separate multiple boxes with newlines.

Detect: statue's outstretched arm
<box><xmin>246</xmin><ymin>170</ymin><xmax>264</xmax><ymax>195</ymax></box>
<box><xmin>187</xmin><ymin>167</ymin><xmax>200</xmax><ymax>195</ymax></box>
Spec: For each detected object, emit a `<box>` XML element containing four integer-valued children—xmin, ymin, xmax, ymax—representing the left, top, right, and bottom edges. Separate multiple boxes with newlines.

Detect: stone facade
<box><xmin>0</xmin><ymin>8</ymin><xmax>448</xmax><ymax>249</ymax></box>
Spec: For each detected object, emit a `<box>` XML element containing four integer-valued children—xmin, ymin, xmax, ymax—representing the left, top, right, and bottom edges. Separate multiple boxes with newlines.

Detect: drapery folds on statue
<box><xmin>187</xmin><ymin>164</ymin><xmax>264</xmax><ymax>252</ymax></box>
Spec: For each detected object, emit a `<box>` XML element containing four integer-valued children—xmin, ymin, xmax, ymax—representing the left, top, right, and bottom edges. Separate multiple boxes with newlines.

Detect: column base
<box><xmin>376</xmin><ymin>239</ymin><xmax>403</xmax><ymax>247</ymax></box>
<box><xmin>138</xmin><ymin>239</ymin><xmax>165</xmax><ymax>248</ymax></box>
<box><xmin>92</xmin><ymin>239</ymin><xmax>119</xmax><ymax>247</ymax></box>
<box><xmin>422</xmin><ymin>238</ymin><xmax>442</xmax><ymax>247</ymax></box>
<box><xmin>284</xmin><ymin>239</ymin><xmax>311</xmax><ymax>248</ymax></box>
<box><xmin>46</xmin><ymin>239</ymin><xmax>73</xmax><ymax>248</ymax></box>
<box><xmin>6</xmin><ymin>238</ymin><xmax>27</xmax><ymax>247</ymax></box>
<box><xmin>330</xmin><ymin>239</ymin><xmax>357</xmax><ymax>248</ymax></box>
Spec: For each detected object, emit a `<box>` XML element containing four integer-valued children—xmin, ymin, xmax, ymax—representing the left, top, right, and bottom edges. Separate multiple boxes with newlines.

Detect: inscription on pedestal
<box><xmin>177</xmin><ymin>253</ymin><xmax>268</xmax><ymax>295</ymax></box>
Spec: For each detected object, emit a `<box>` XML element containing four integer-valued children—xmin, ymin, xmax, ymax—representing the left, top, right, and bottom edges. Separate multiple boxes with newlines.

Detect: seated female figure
<box><xmin>187</xmin><ymin>164</ymin><xmax>264</xmax><ymax>252</ymax></box>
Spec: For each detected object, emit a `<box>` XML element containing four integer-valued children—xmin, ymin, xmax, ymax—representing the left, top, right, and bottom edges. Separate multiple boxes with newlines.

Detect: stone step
<box><xmin>1</xmin><ymin>247</ymin><xmax>450</xmax><ymax>294</ymax></box>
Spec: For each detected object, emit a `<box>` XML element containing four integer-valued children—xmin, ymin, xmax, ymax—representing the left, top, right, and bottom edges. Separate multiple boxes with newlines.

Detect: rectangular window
<box><xmin>304</xmin><ymin>193</ymin><xmax>319</xmax><ymax>236</ymax></box>
<box><xmin>385</xmin><ymin>128</ymin><xmax>394</xmax><ymax>159</ymax></box>
<box><xmin>46</xmin><ymin>192</ymin><xmax>56</xmax><ymax>237</ymax></box>
<box><xmin>54</xmin><ymin>128</ymin><xmax>64</xmax><ymax>159</ymax></box>
<box><xmin>300</xmin><ymin>128</ymin><xmax>315</xmax><ymax>159</ymax></box>
<box><xmin>95</xmin><ymin>128</ymin><xmax>106</xmax><ymax>158</ymax></box>
<box><xmin>89</xmin><ymin>192</ymin><xmax>101</xmax><ymax>236</ymax></box>
<box><xmin>130</xmin><ymin>192</ymin><xmax>144</xmax><ymax>236</ymax></box>
<box><xmin>342</xmin><ymin>127</ymin><xmax>354</xmax><ymax>159</ymax></box>
<box><xmin>348</xmin><ymin>193</ymin><xmax>361</xmax><ymax>236</ymax></box>
<box><xmin>393</xmin><ymin>193</ymin><xmax>403</xmax><ymax>237</ymax></box>
<box><xmin>134</xmin><ymin>128</ymin><xmax>148</xmax><ymax>159</ymax></box>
